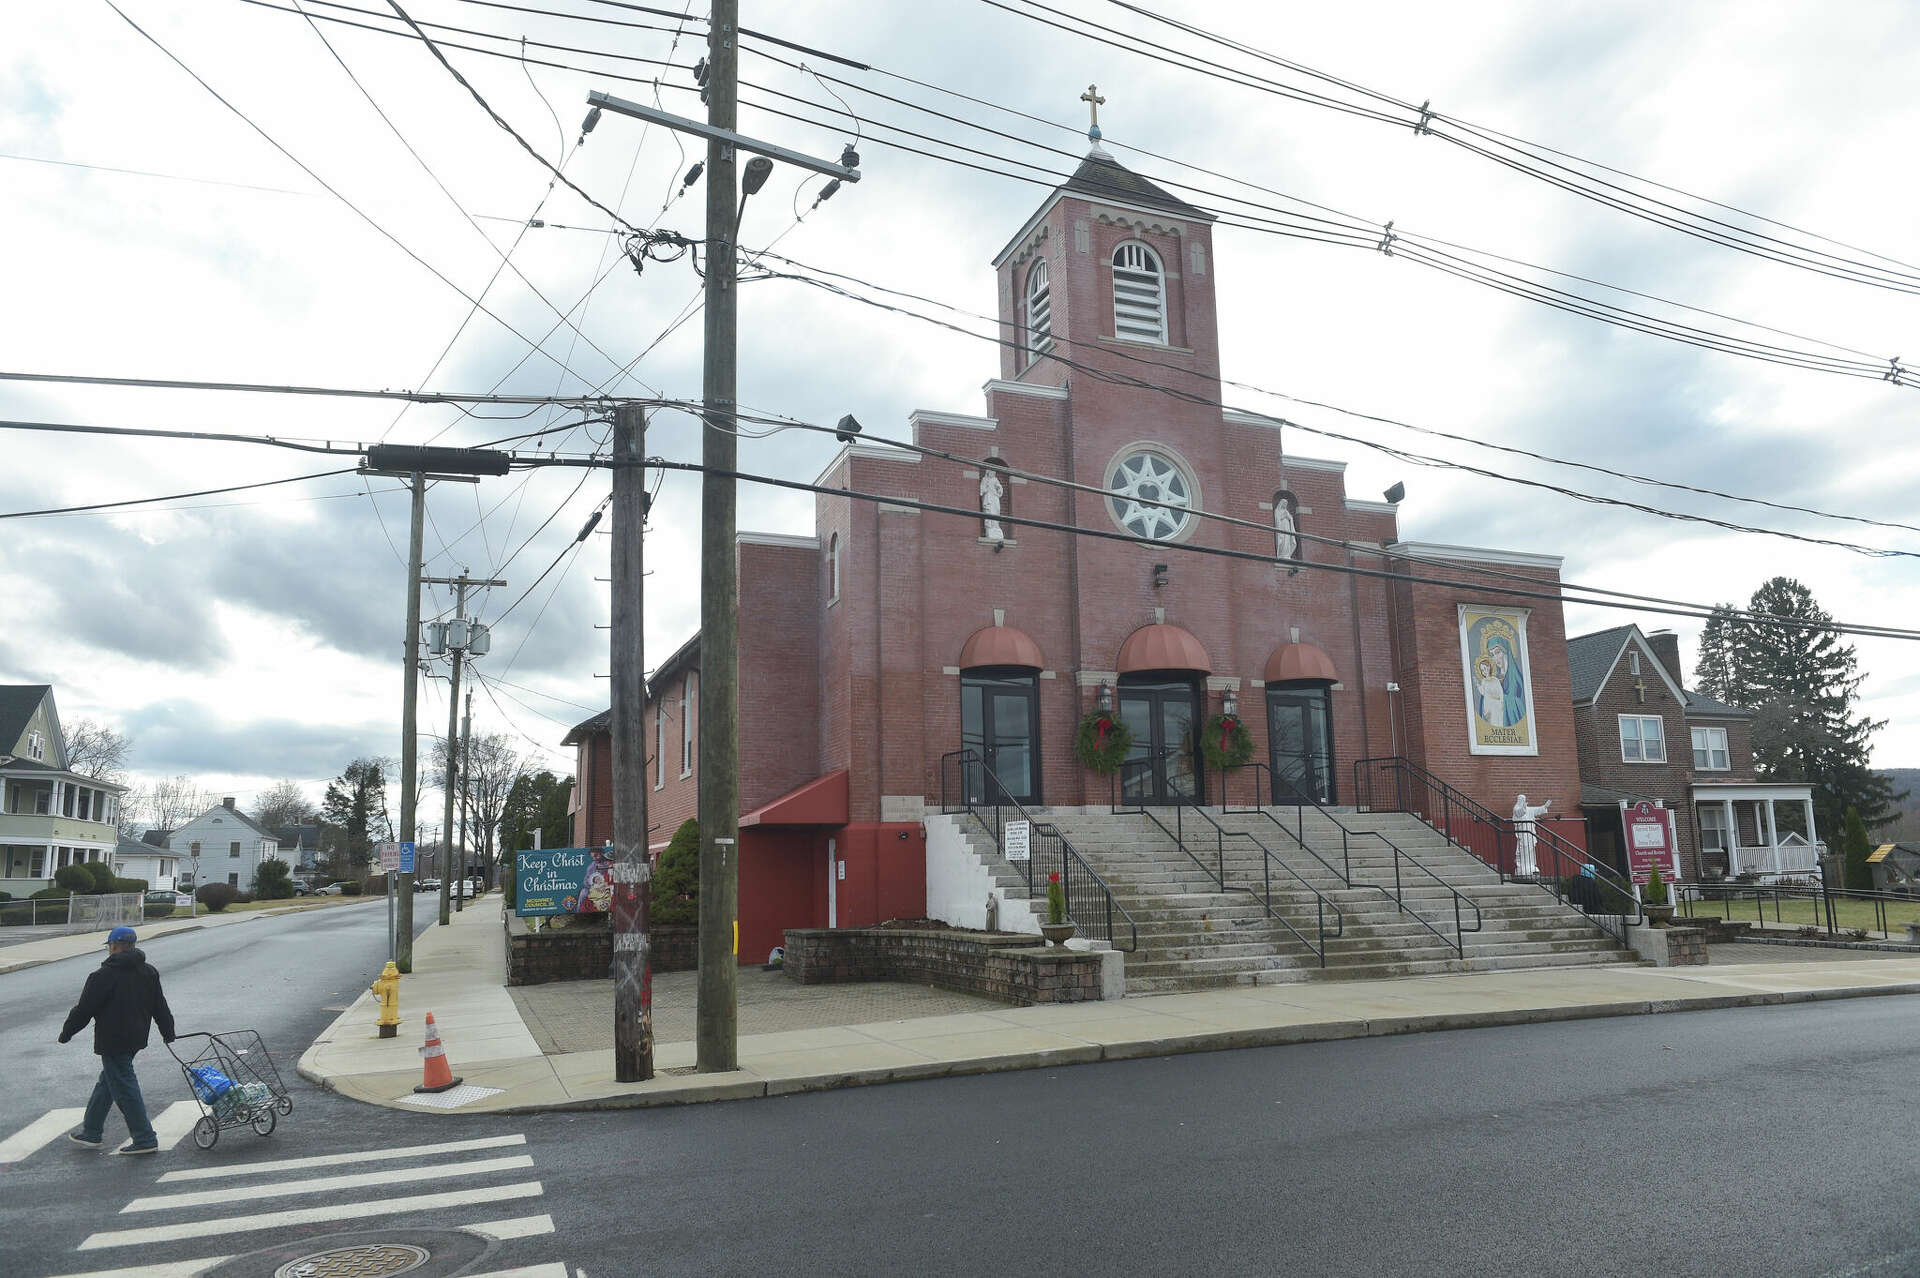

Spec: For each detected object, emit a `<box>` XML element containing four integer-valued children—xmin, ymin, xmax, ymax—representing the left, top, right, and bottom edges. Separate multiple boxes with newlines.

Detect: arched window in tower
<box><xmin>1273</xmin><ymin>491</ymin><xmax>1301</xmax><ymax>562</ymax></box>
<box><xmin>1025</xmin><ymin>260</ymin><xmax>1053</xmax><ymax>361</ymax></box>
<box><xmin>1112</xmin><ymin>241</ymin><xmax>1167</xmax><ymax>344</ymax></box>
<box><xmin>827</xmin><ymin>532</ymin><xmax>840</xmax><ymax>602</ymax></box>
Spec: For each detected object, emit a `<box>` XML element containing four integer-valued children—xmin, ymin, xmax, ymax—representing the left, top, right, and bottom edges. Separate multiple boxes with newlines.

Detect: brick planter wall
<box><xmin>782</xmin><ymin>927</ymin><xmax>1104</xmax><ymax>1005</ymax></box>
<box><xmin>504</xmin><ymin>915</ymin><xmax>698</xmax><ymax>986</ymax></box>
<box><xmin>1665</xmin><ymin>927</ymin><xmax>1707</xmax><ymax>965</ymax></box>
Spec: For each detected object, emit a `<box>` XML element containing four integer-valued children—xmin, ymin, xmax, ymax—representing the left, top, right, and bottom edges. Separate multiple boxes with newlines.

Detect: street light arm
<box><xmin>585</xmin><ymin>90</ymin><xmax>862</xmax><ymax>183</ymax></box>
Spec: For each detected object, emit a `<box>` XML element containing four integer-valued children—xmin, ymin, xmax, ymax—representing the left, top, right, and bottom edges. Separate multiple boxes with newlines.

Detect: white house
<box><xmin>114</xmin><ymin>834</ymin><xmax>181</xmax><ymax>892</ymax></box>
<box><xmin>169</xmin><ymin>798</ymin><xmax>282</xmax><ymax>890</ymax></box>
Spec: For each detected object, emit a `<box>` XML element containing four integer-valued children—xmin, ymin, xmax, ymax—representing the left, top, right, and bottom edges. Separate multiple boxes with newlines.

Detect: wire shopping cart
<box><xmin>165</xmin><ymin>1030</ymin><xmax>294</xmax><ymax>1150</ymax></box>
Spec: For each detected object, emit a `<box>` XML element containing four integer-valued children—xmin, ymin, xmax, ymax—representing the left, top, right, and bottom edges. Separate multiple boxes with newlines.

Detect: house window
<box><xmin>63</xmin><ymin>785</ymin><xmax>75</xmax><ymax>817</ymax></box>
<box><xmin>27</xmin><ymin>730</ymin><xmax>44</xmax><ymax>761</ymax></box>
<box><xmin>190</xmin><ymin>841</ymin><xmax>201</xmax><ymax>858</ymax></box>
<box><xmin>1629</xmin><ymin>652</ymin><xmax>1641</xmax><ymax>676</ymax></box>
<box><xmin>230</xmin><ymin>841</ymin><xmax>241</xmax><ymax>858</ymax></box>
<box><xmin>1025</xmin><ymin>259</ymin><xmax>1053</xmax><ymax>360</ymax></box>
<box><xmin>654</xmin><ymin>707</ymin><xmax>665</xmax><ymax>790</ymax></box>
<box><xmin>1112</xmin><ymin>241</ymin><xmax>1167</xmax><ymax>344</ymax></box>
<box><xmin>827</xmin><ymin>533</ymin><xmax>840</xmax><ymax>604</ymax></box>
<box><xmin>681</xmin><ymin>675</ymin><xmax>695</xmax><ymax>778</ymax></box>
<box><xmin>35</xmin><ymin>788</ymin><xmax>50</xmax><ymax>815</ymax></box>
<box><xmin>29</xmin><ymin>848</ymin><xmax>45</xmax><ymax>877</ymax></box>
<box><xmin>1699</xmin><ymin>806</ymin><xmax>1729</xmax><ymax>856</ymax></box>
<box><xmin>1691</xmin><ymin>726</ymin><xmax>1731</xmax><ymax>771</ymax></box>
<box><xmin>1619</xmin><ymin>715</ymin><xmax>1666</xmax><ymax>763</ymax></box>
<box><xmin>228</xmin><ymin>873</ymin><xmax>240</xmax><ymax>887</ymax></box>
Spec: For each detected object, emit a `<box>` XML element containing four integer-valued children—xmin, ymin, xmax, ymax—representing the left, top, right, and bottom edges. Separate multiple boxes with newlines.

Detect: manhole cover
<box><xmin>274</xmin><ymin>1243</ymin><xmax>430</xmax><ymax>1278</ymax></box>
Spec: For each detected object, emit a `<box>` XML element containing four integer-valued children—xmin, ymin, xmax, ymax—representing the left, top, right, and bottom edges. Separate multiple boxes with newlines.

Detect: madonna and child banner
<box><xmin>1459</xmin><ymin>604</ymin><xmax>1539</xmax><ymax>756</ymax></box>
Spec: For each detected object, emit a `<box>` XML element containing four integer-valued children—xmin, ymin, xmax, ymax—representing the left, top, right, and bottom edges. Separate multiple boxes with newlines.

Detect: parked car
<box><xmin>294</xmin><ymin>881</ymin><xmax>325</xmax><ymax>896</ymax></box>
<box><xmin>317</xmin><ymin>882</ymin><xmax>348</xmax><ymax>896</ymax></box>
<box><xmin>144</xmin><ymin>890</ymin><xmax>192</xmax><ymax>908</ymax></box>
<box><xmin>415</xmin><ymin>877</ymin><xmax>442</xmax><ymax>894</ymax></box>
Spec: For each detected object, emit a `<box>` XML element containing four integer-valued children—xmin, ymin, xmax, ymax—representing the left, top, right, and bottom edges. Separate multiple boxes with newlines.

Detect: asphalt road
<box><xmin>6</xmin><ymin>909</ymin><xmax>1920</xmax><ymax>1276</ymax></box>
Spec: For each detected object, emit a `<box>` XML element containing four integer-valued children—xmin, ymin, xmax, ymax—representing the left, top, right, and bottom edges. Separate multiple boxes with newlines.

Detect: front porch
<box><xmin>2</xmin><ymin>840</ymin><xmax>117</xmax><ymax>895</ymax></box>
<box><xmin>1693</xmin><ymin>782</ymin><xmax>1822</xmax><ymax>882</ymax></box>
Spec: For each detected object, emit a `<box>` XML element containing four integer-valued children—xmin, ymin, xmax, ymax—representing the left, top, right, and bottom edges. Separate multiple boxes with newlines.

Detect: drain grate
<box><xmin>273</xmin><ymin>1243</ymin><xmax>431</xmax><ymax>1278</ymax></box>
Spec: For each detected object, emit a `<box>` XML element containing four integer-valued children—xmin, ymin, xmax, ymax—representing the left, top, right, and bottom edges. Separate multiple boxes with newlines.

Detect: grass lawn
<box><xmin>142</xmin><ymin>894</ymin><xmax>382</xmax><ymax>922</ymax></box>
<box><xmin>1678</xmin><ymin>892</ymin><xmax>1920</xmax><ymax>937</ymax></box>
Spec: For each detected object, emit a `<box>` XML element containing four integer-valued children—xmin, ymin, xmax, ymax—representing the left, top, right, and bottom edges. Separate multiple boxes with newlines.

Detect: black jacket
<box><xmin>60</xmin><ymin>948</ymin><xmax>176</xmax><ymax>1057</ymax></box>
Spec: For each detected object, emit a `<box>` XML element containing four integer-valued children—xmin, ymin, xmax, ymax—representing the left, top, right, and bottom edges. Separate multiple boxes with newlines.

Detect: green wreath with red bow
<box><xmin>1200</xmin><ymin>712</ymin><xmax>1255</xmax><ymax>770</ymax></box>
<box><xmin>1074</xmin><ymin>707</ymin><xmax>1134</xmax><ymax>774</ymax></box>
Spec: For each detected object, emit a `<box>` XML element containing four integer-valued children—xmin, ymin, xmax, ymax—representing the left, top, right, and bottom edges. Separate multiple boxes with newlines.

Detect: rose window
<box><xmin>1107</xmin><ymin>449</ymin><xmax>1194</xmax><ymax>541</ymax></box>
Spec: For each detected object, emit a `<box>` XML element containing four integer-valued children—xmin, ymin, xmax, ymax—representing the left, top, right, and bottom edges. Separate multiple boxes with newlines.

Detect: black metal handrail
<box><xmin>1352</xmin><ymin>755</ymin><xmax>1643</xmax><ymax>944</ymax></box>
<box><xmin>938</xmin><ymin>749</ymin><xmax>1137</xmax><ymax>952</ymax></box>
<box><xmin>1677</xmin><ymin>879</ymin><xmax>1916</xmax><ymax>938</ymax></box>
<box><xmin>1111</xmin><ymin>750</ymin><xmax>1346</xmax><ymax>967</ymax></box>
<box><xmin>1221</xmin><ymin>762</ymin><xmax>1477</xmax><ymax>958</ymax></box>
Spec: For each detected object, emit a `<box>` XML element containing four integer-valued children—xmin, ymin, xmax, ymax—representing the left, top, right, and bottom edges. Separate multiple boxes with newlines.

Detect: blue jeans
<box><xmin>82</xmin><ymin>1053</ymin><xmax>155</xmax><ymax>1147</ymax></box>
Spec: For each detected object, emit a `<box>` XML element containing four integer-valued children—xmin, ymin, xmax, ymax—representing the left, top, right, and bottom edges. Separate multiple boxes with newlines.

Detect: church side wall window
<box><xmin>1112</xmin><ymin>241</ymin><xmax>1167</xmax><ymax>344</ymax></box>
<box><xmin>681</xmin><ymin>674</ymin><xmax>695</xmax><ymax>778</ymax></box>
<box><xmin>827</xmin><ymin>533</ymin><xmax>840</xmax><ymax>604</ymax></box>
<box><xmin>1025</xmin><ymin>260</ymin><xmax>1053</xmax><ymax>362</ymax></box>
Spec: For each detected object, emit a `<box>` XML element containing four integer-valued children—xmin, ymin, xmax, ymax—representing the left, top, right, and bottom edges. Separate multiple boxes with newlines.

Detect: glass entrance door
<box><xmin>1268</xmin><ymin>683</ymin><xmax>1334</xmax><ymax>804</ymax></box>
<box><xmin>961</xmin><ymin>671</ymin><xmax>1039</xmax><ymax>804</ymax></box>
<box><xmin>1118</xmin><ymin>677</ymin><xmax>1202</xmax><ymax>805</ymax></box>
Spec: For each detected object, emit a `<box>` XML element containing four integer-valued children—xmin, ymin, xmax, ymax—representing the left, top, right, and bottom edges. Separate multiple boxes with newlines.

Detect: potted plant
<box><xmin>1039</xmin><ymin>870</ymin><xmax>1075</xmax><ymax>946</ymax></box>
<box><xmin>1643</xmin><ymin>865</ymin><xmax>1676</xmax><ymax>927</ymax></box>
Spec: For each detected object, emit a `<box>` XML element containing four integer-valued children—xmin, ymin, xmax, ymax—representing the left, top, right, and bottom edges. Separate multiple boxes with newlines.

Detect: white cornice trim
<box><xmin>1345</xmin><ymin>499</ymin><xmax>1398</xmax><ymax>514</ymax></box>
<box><xmin>1286</xmin><ymin>457</ymin><xmax>1349</xmax><ymax>474</ymax></box>
<box><xmin>910</xmin><ymin>409</ymin><xmax>997</xmax><ymax>433</ymax></box>
<box><xmin>991</xmin><ymin>189</ymin><xmax>1210</xmax><ymax>268</ymax></box>
<box><xmin>812</xmin><ymin>444</ymin><xmax>852</xmax><ymax>489</ymax></box>
<box><xmin>1392</xmin><ymin>540</ymin><xmax>1564</xmax><ymax>570</ymax></box>
<box><xmin>736</xmin><ymin>531</ymin><xmax>819</xmax><ymax>549</ymax></box>
<box><xmin>983</xmin><ymin>378</ymin><xmax>1069</xmax><ymax>401</ymax></box>
<box><xmin>814</xmin><ymin>442</ymin><xmax>923</xmax><ymax>488</ymax></box>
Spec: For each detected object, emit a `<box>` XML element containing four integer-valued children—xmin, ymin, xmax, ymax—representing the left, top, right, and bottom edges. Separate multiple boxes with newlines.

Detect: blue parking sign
<box><xmin>399</xmin><ymin>841</ymin><xmax>416</xmax><ymax>874</ymax></box>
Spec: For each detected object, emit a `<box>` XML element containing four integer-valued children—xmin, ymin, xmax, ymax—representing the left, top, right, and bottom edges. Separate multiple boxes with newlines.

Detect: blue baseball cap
<box><xmin>105</xmin><ymin>926</ymin><xmax>137</xmax><ymax>945</ymax></box>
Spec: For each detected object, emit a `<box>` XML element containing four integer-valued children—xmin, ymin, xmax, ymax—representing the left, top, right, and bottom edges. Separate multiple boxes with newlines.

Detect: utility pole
<box><xmin>610</xmin><ymin>402</ymin><xmax>653</xmax><ymax>1082</ymax></box>
<box><xmin>696</xmin><ymin>0</ymin><xmax>742</xmax><ymax>1076</ymax></box>
<box><xmin>584</xmin><ymin>29</ymin><xmax>859</xmax><ymax>1076</ymax></box>
<box><xmin>457</xmin><ymin>688</ymin><xmax>472</xmax><ymax>912</ymax></box>
<box><xmin>361</xmin><ymin>445</ymin><xmax>505</xmax><ymax>970</ymax></box>
<box><xmin>396</xmin><ymin>472</ymin><xmax>425</xmax><ymax>972</ymax></box>
<box><xmin>422</xmin><ymin>571</ymin><xmax>501</xmax><ymax>927</ymax></box>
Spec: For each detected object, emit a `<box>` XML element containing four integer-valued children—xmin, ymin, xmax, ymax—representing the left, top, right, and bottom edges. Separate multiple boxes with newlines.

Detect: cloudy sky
<box><xmin>5</xmin><ymin>0</ymin><xmax>1919</xmax><ymax>820</ymax></box>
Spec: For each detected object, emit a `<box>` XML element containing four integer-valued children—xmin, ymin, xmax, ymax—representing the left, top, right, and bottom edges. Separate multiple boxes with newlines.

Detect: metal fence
<box><xmin>67</xmin><ymin>892</ymin><xmax>144</xmax><ymax>934</ymax></box>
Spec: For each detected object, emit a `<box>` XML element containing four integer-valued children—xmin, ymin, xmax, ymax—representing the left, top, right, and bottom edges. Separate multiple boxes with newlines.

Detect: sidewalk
<box><xmin>0</xmin><ymin>896</ymin><xmax>379</xmax><ymax>975</ymax></box>
<box><xmin>299</xmin><ymin>899</ymin><xmax>1920</xmax><ymax>1115</ymax></box>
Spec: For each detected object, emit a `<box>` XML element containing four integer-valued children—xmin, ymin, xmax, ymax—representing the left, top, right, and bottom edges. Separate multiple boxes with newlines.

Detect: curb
<box><xmin>298</xmin><ymin>976</ymin><xmax>1920</xmax><ymax>1114</ymax></box>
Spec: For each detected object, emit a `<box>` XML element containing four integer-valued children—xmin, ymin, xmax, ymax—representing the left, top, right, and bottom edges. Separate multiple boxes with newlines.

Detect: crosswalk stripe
<box><xmin>0</xmin><ymin>1108</ymin><xmax>87</xmax><ymax>1163</ymax></box>
<box><xmin>112</xmin><ymin>1101</ymin><xmax>200</xmax><ymax>1154</ymax></box>
<box><xmin>41</xmin><ymin>1258</ymin><xmax>231</xmax><ymax>1278</ymax></box>
<box><xmin>462</xmin><ymin>1266</ymin><xmax>569</xmax><ymax>1278</ymax></box>
<box><xmin>157</xmin><ymin>1133</ymin><xmax>527</xmax><ymax>1182</ymax></box>
<box><xmin>79</xmin><ymin>1180</ymin><xmax>545</xmax><ymax>1250</ymax></box>
<box><xmin>467</xmin><ymin>1214</ymin><xmax>557</xmax><ymax>1242</ymax></box>
<box><xmin>123</xmin><ymin>1154</ymin><xmax>537</xmax><ymax>1213</ymax></box>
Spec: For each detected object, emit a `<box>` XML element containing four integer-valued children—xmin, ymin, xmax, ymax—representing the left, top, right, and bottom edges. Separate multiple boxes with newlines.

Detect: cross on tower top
<box><xmin>1081</xmin><ymin>84</ymin><xmax>1107</xmax><ymax>141</ymax></box>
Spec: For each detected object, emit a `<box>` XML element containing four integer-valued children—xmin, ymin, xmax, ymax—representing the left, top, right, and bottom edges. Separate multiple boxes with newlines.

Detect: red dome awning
<box><xmin>1264</xmin><ymin>642</ymin><xmax>1338</xmax><ymax>684</ymax></box>
<box><xmin>958</xmin><ymin>624</ymin><xmax>1045</xmax><ymax>670</ymax></box>
<box><xmin>1116</xmin><ymin>623</ymin><xmax>1212</xmax><ymax>674</ymax></box>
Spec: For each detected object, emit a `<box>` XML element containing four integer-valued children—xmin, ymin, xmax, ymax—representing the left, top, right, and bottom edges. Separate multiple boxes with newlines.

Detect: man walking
<box><xmin>59</xmin><ymin>925</ymin><xmax>176</xmax><ymax>1154</ymax></box>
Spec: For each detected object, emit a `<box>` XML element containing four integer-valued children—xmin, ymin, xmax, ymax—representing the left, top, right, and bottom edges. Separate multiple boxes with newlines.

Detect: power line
<box><xmin>0</xmin><ymin>468</ymin><xmax>362</xmax><ymax>519</ymax></box>
<box><xmin>1008</xmin><ymin>0</ymin><xmax>1920</xmax><ymax>295</ymax></box>
<box><xmin>0</xmin><ymin>370</ymin><xmax>632</xmax><ymax>404</ymax></box>
<box><xmin>745</xmin><ymin>255</ymin><xmax>1920</xmax><ymax>562</ymax></box>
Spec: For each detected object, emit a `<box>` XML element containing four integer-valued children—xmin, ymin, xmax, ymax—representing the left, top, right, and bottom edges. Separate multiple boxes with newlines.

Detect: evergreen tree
<box><xmin>1841</xmin><ymin>805</ymin><xmax>1874</xmax><ymax>892</ymax></box>
<box><xmin>1719</xmin><ymin>577</ymin><xmax>1901</xmax><ymax>832</ymax></box>
<box><xmin>318</xmin><ymin>758</ymin><xmax>392</xmax><ymax>879</ymax></box>
<box><xmin>652</xmin><ymin>819</ymin><xmax>700</xmax><ymax>925</ymax></box>
<box><xmin>500</xmin><ymin>771</ymin><xmax>575</xmax><ymax>858</ymax></box>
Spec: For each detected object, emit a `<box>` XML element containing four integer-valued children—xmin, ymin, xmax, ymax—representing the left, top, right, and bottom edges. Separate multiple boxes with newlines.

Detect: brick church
<box><xmin>569</xmin><ymin>133</ymin><xmax>1592</xmax><ymax>963</ymax></box>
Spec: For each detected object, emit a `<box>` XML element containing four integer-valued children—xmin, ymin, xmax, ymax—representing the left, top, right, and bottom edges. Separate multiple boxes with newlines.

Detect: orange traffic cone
<box><xmin>414</xmin><ymin>1011</ymin><xmax>464</xmax><ymax>1094</ymax></box>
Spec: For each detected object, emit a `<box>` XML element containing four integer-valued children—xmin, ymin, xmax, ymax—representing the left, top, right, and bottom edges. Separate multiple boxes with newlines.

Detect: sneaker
<box><xmin>116</xmin><ymin>1141</ymin><xmax>159</xmax><ymax>1155</ymax></box>
<box><xmin>67</xmin><ymin>1131</ymin><xmax>103</xmax><ymax>1148</ymax></box>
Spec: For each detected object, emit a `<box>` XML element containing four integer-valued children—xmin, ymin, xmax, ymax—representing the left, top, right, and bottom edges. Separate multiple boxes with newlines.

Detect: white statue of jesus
<box><xmin>1511</xmin><ymin>793</ymin><xmax>1552</xmax><ymax>878</ymax></box>
<box><xmin>980</xmin><ymin>469</ymin><xmax>1005</xmax><ymax>542</ymax></box>
<box><xmin>1274</xmin><ymin>501</ymin><xmax>1298</xmax><ymax>561</ymax></box>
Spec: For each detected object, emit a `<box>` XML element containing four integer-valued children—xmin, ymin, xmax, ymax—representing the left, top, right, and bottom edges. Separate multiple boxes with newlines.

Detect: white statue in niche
<box><xmin>980</xmin><ymin>467</ymin><xmax>1006</xmax><ymax>542</ymax></box>
<box><xmin>1274</xmin><ymin>499</ymin><xmax>1298</xmax><ymax>561</ymax></box>
<box><xmin>1511</xmin><ymin>793</ymin><xmax>1553</xmax><ymax>878</ymax></box>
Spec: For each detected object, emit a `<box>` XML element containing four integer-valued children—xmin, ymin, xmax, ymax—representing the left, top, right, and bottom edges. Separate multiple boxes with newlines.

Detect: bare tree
<box><xmin>141</xmin><ymin>775</ymin><xmax>215</xmax><ymax>836</ymax></box>
<box><xmin>253</xmin><ymin>779</ymin><xmax>316</xmax><ymax>830</ymax></box>
<box><xmin>64</xmin><ymin>717</ymin><xmax>131</xmax><ymax>782</ymax></box>
<box><xmin>434</xmin><ymin>733</ymin><xmax>524</xmax><ymax>880</ymax></box>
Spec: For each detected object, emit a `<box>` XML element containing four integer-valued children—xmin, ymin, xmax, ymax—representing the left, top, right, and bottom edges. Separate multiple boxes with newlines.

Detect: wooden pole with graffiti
<box><xmin>610</xmin><ymin>402</ymin><xmax>653</xmax><ymax>1082</ymax></box>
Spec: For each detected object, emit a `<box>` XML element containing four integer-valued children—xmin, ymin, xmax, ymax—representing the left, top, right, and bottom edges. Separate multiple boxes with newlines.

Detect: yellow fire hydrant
<box><xmin>371</xmin><ymin>961</ymin><xmax>402</xmax><ymax>1039</ymax></box>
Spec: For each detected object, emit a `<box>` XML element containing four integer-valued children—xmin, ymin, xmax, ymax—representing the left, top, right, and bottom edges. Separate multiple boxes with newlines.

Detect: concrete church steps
<box><xmin>940</xmin><ymin>806</ymin><xmax>1638</xmax><ymax>994</ymax></box>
